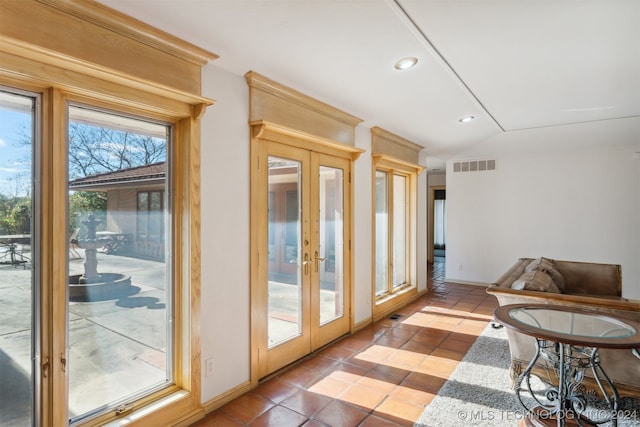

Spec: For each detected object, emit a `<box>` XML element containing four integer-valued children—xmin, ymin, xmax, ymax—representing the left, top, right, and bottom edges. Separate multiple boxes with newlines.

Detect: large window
<box><xmin>0</xmin><ymin>1</ymin><xmax>212</xmax><ymax>422</ymax></box>
<box><xmin>372</xmin><ymin>148</ymin><xmax>423</xmax><ymax>317</ymax></box>
<box><xmin>375</xmin><ymin>168</ymin><xmax>412</xmax><ymax>298</ymax></box>
<box><xmin>67</xmin><ymin>105</ymin><xmax>172</xmax><ymax>423</ymax></box>
<box><xmin>0</xmin><ymin>88</ymin><xmax>37</xmax><ymax>427</ymax></box>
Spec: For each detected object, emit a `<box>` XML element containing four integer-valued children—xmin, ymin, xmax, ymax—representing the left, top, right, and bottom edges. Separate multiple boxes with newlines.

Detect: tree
<box><xmin>68</xmin><ymin>191</ymin><xmax>107</xmax><ymax>235</ymax></box>
<box><xmin>0</xmin><ymin>194</ymin><xmax>31</xmax><ymax>234</ymax></box>
<box><xmin>68</xmin><ymin>121</ymin><xmax>166</xmax><ymax>179</ymax></box>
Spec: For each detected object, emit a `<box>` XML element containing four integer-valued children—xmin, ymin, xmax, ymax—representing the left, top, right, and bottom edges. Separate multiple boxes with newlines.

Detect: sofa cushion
<box><xmin>511</xmin><ymin>270</ymin><xmax>561</xmax><ymax>293</ymax></box>
<box><xmin>525</xmin><ymin>257</ymin><xmax>566</xmax><ymax>292</ymax></box>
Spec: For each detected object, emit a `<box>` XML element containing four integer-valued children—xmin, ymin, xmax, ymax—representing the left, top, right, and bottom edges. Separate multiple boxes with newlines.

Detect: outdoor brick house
<box><xmin>68</xmin><ymin>162</ymin><xmax>166</xmax><ymax>261</ymax></box>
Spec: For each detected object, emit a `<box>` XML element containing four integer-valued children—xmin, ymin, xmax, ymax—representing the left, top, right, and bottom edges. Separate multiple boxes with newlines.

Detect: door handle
<box><xmin>314</xmin><ymin>251</ymin><xmax>327</xmax><ymax>272</ymax></box>
<box><xmin>303</xmin><ymin>253</ymin><xmax>311</xmax><ymax>275</ymax></box>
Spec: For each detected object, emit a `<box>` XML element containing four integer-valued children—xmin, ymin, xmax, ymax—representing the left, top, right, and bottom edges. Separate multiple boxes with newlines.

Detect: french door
<box><xmin>253</xmin><ymin>141</ymin><xmax>352</xmax><ymax>379</ymax></box>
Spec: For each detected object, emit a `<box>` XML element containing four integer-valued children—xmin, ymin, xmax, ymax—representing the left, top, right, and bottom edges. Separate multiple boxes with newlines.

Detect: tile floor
<box><xmin>193</xmin><ymin>263</ymin><xmax>499</xmax><ymax>426</ymax></box>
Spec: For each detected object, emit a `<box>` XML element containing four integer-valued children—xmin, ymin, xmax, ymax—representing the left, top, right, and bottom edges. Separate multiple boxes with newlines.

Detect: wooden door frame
<box><xmin>428</xmin><ymin>185</ymin><xmax>446</xmax><ymax>264</ymax></box>
<box><xmin>249</xmin><ymin>121</ymin><xmax>363</xmax><ymax>386</ymax></box>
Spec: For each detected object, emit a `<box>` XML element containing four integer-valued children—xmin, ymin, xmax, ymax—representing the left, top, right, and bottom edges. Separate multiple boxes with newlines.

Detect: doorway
<box><xmin>252</xmin><ymin>139</ymin><xmax>354</xmax><ymax>380</ymax></box>
<box><xmin>428</xmin><ymin>186</ymin><xmax>446</xmax><ymax>264</ymax></box>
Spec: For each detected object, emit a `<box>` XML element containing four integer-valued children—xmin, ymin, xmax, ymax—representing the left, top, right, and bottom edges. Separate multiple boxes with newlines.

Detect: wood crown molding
<box><xmin>1</xmin><ymin>0</ymin><xmax>217</xmax><ymax>97</ymax></box>
<box><xmin>37</xmin><ymin>0</ymin><xmax>218</xmax><ymax>66</ymax></box>
<box><xmin>245</xmin><ymin>71</ymin><xmax>362</xmax><ymax>146</ymax></box>
<box><xmin>371</xmin><ymin>126</ymin><xmax>425</xmax><ymax>167</ymax></box>
<box><xmin>372</xmin><ymin>154</ymin><xmax>425</xmax><ymax>175</ymax></box>
<box><xmin>245</xmin><ymin>71</ymin><xmax>362</xmax><ymax>128</ymax></box>
<box><xmin>251</xmin><ymin>120</ymin><xmax>364</xmax><ymax>160</ymax></box>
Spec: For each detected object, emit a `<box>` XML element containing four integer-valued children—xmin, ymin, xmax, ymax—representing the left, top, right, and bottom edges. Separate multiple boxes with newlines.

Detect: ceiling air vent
<box><xmin>453</xmin><ymin>159</ymin><xmax>496</xmax><ymax>173</ymax></box>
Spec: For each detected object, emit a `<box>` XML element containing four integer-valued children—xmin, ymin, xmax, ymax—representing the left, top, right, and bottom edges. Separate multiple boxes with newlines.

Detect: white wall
<box><xmin>445</xmin><ymin>119</ymin><xmax>640</xmax><ymax>299</ymax></box>
<box><xmin>200</xmin><ymin>66</ymin><xmax>251</xmax><ymax>401</ymax></box>
<box><xmin>353</xmin><ymin>126</ymin><xmax>373</xmax><ymax>325</ymax></box>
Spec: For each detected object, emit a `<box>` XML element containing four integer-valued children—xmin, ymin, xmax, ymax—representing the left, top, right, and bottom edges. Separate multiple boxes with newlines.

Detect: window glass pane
<box><xmin>392</xmin><ymin>174</ymin><xmax>407</xmax><ymax>287</ymax></box>
<box><xmin>67</xmin><ymin>105</ymin><xmax>170</xmax><ymax>422</ymax></box>
<box><xmin>375</xmin><ymin>170</ymin><xmax>388</xmax><ymax>296</ymax></box>
<box><xmin>0</xmin><ymin>90</ymin><xmax>35</xmax><ymax>427</ymax></box>
<box><xmin>267</xmin><ymin>156</ymin><xmax>302</xmax><ymax>348</ymax></box>
<box><xmin>319</xmin><ymin>166</ymin><xmax>343</xmax><ymax>325</ymax></box>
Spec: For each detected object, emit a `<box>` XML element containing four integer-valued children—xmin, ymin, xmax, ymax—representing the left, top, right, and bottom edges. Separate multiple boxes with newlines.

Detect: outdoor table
<box><xmin>0</xmin><ymin>234</ymin><xmax>31</xmax><ymax>268</ymax></box>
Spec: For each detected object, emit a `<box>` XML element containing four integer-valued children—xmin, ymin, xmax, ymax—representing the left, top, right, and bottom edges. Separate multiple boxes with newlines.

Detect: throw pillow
<box><xmin>525</xmin><ymin>257</ymin><xmax>566</xmax><ymax>292</ymax></box>
<box><xmin>511</xmin><ymin>270</ymin><xmax>561</xmax><ymax>293</ymax></box>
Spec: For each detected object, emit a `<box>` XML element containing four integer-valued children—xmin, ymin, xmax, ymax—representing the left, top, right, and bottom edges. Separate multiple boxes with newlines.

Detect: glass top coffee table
<box><xmin>494</xmin><ymin>304</ymin><xmax>640</xmax><ymax>427</ymax></box>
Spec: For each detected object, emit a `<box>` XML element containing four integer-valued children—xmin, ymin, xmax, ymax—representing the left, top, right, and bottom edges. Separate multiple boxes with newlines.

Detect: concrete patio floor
<box><xmin>0</xmin><ymin>249</ymin><xmax>341</xmax><ymax>425</ymax></box>
<box><xmin>0</xmin><ymin>251</ymin><xmax>168</xmax><ymax>426</ymax></box>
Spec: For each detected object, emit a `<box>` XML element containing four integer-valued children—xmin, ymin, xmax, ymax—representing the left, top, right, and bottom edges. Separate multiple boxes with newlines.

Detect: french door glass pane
<box><xmin>67</xmin><ymin>105</ymin><xmax>171</xmax><ymax>422</ymax></box>
<box><xmin>392</xmin><ymin>174</ymin><xmax>407</xmax><ymax>287</ymax></box>
<box><xmin>267</xmin><ymin>156</ymin><xmax>302</xmax><ymax>348</ymax></box>
<box><xmin>375</xmin><ymin>170</ymin><xmax>388</xmax><ymax>296</ymax></box>
<box><xmin>0</xmin><ymin>90</ymin><xmax>35</xmax><ymax>427</ymax></box>
<box><xmin>319</xmin><ymin>166</ymin><xmax>343</xmax><ymax>325</ymax></box>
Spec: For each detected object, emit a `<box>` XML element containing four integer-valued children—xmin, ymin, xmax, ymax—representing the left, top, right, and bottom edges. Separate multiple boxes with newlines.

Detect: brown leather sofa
<box><xmin>486</xmin><ymin>257</ymin><xmax>640</xmax><ymax>398</ymax></box>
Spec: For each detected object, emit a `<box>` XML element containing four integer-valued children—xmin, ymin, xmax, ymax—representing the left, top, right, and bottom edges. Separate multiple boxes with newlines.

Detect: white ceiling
<box><xmin>98</xmin><ymin>0</ymin><xmax>640</xmax><ymax>171</ymax></box>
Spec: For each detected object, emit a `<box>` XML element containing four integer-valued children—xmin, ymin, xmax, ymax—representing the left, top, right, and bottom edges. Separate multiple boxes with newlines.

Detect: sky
<box><xmin>0</xmin><ymin>108</ymin><xmax>32</xmax><ymax>197</ymax></box>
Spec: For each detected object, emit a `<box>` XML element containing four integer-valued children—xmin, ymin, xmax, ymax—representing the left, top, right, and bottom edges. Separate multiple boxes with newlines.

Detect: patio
<box><xmin>0</xmin><ymin>249</ymin><xmax>168</xmax><ymax>426</ymax></box>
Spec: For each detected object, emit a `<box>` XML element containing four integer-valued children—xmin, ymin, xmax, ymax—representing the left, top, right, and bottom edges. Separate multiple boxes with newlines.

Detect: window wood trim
<box><xmin>371</xmin><ymin>134</ymin><xmax>424</xmax><ymax>321</ymax></box>
<box><xmin>247</xmin><ymin>74</ymin><xmax>362</xmax><ymax>388</ymax></box>
<box><xmin>1</xmin><ymin>1</ymin><xmax>214</xmax><ymax>425</ymax></box>
<box><xmin>245</xmin><ymin>71</ymin><xmax>362</xmax><ymax>146</ymax></box>
<box><xmin>251</xmin><ymin>121</ymin><xmax>365</xmax><ymax>160</ymax></box>
<box><xmin>1</xmin><ymin>0</ymin><xmax>217</xmax><ymax>96</ymax></box>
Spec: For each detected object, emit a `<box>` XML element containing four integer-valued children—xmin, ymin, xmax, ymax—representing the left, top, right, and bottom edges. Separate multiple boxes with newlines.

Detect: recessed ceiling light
<box><xmin>458</xmin><ymin>115</ymin><xmax>476</xmax><ymax>123</ymax></box>
<box><xmin>394</xmin><ymin>57</ymin><xmax>418</xmax><ymax>70</ymax></box>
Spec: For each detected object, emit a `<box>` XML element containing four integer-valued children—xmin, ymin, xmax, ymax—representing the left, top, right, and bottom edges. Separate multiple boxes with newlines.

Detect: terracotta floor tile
<box><xmin>191</xmin><ymin>411</ymin><xmax>244</xmax><ymax>426</ymax></box>
<box><xmin>452</xmin><ymin>302</ymin><xmax>480</xmax><ymax>312</ymax></box>
<box><xmin>193</xmin><ymin>267</ymin><xmax>499</xmax><ymax>427</ymax></box>
<box><xmin>454</xmin><ymin>319</ymin><xmax>489</xmax><ymax>335</ymax></box>
<box><xmin>374</xmin><ymin>396</ymin><xmax>425</xmax><ymax>425</ymax></box>
<box><xmin>318</xmin><ymin>345</ymin><xmax>356</xmax><ymax>361</ymax></box>
<box><xmin>248</xmin><ymin>405</ymin><xmax>308</xmax><ymax>427</ymax></box>
<box><xmin>429</xmin><ymin>347</ymin><xmax>465</xmax><ymax>361</ymax></box>
<box><xmin>342</xmin><ymin>355</ymin><xmax>378</xmax><ymax>371</ymax></box>
<box><xmin>385</xmin><ymin>326</ymin><xmax>418</xmax><ymax>339</ymax></box>
<box><xmin>280</xmin><ymin>388</ymin><xmax>333</xmax><ymax>417</ymax></box>
<box><xmin>221</xmin><ymin>392</ymin><xmax>275</xmax><ymax>424</ymax></box>
<box><xmin>399</xmin><ymin>312</ymin><xmax>436</xmax><ymax>328</ymax></box>
<box><xmin>307</xmin><ymin>375</ymin><xmax>352</xmax><ymax>398</ymax></box>
<box><xmin>301</xmin><ymin>355</ymin><xmax>340</xmax><ymax>374</ymax></box>
<box><xmin>353</xmin><ymin>344</ymin><xmax>395</xmax><ymax>364</ymax></box>
<box><xmin>414</xmin><ymin>355</ymin><xmax>459</xmax><ymax>378</ymax></box>
<box><xmin>374</xmin><ymin>334</ymin><xmax>409</xmax><ymax>349</ymax></box>
<box><xmin>389</xmin><ymin>384</ymin><xmax>435</xmax><ymax>407</ymax></box>
<box><xmin>384</xmin><ymin>348</ymin><xmax>426</xmax><ymax>369</ymax></box>
<box><xmin>328</xmin><ymin>364</ymin><xmax>370</xmax><ymax>382</ymax></box>
<box><xmin>278</xmin><ymin>365</ymin><xmax>323</xmax><ymax>388</ymax></box>
<box><xmin>400</xmin><ymin>371</ymin><xmax>446</xmax><ymax>394</ymax></box>
<box><xmin>301</xmin><ymin>419</ymin><xmax>327</xmax><ymax>427</ymax></box>
<box><xmin>437</xmin><ymin>335</ymin><xmax>476</xmax><ymax>354</ymax></box>
<box><xmin>313</xmin><ymin>400</ymin><xmax>368</xmax><ymax>427</ymax></box>
<box><xmin>338</xmin><ymin>383</ymin><xmax>387</xmax><ymax>410</ymax></box>
<box><xmin>405</xmin><ymin>332</ymin><xmax>445</xmax><ymax>347</ymax></box>
<box><xmin>356</xmin><ymin>373</ymin><xmax>398</xmax><ymax>395</ymax></box>
<box><xmin>399</xmin><ymin>340</ymin><xmax>436</xmax><ymax>356</ymax></box>
<box><xmin>337</xmin><ymin>336</ymin><xmax>372</xmax><ymax>352</ymax></box>
<box><xmin>359</xmin><ymin>414</ymin><xmax>405</xmax><ymax>427</ymax></box>
<box><xmin>253</xmin><ymin>377</ymin><xmax>300</xmax><ymax>404</ymax></box>
<box><xmin>368</xmin><ymin>363</ymin><xmax>410</xmax><ymax>385</ymax></box>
